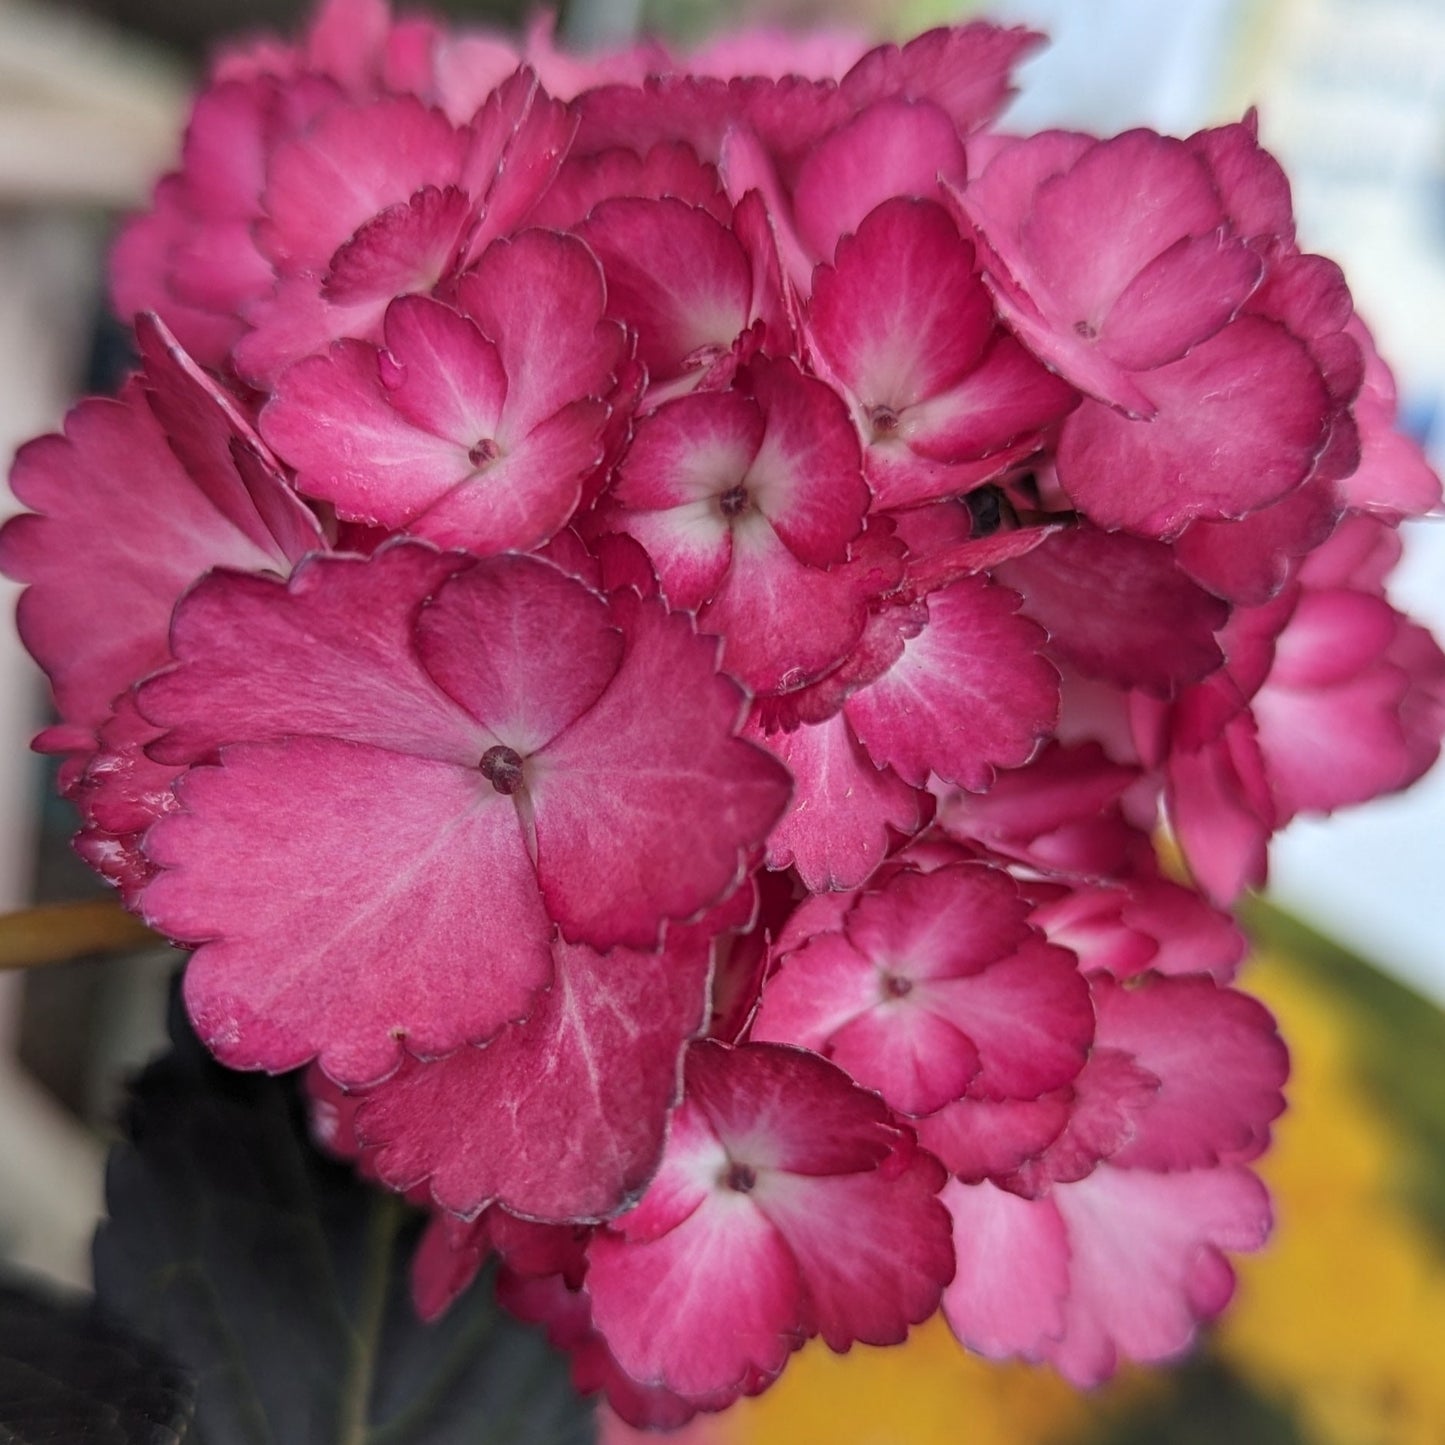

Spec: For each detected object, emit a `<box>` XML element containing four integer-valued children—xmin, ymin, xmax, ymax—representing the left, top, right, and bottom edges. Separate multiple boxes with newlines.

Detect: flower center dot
<box><xmin>869</xmin><ymin>404</ymin><xmax>900</xmax><ymax>438</ymax></box>
<box><xmin>469</xmin><ymin>438</ymin><xmax>501</xmax><ymax>468</ymax></box>
<box><xmin>719</xmin><ymin>484</ymin><xmax>750</xmax><ymax>518</ymax></box>
<box><xmin>723</xmin><ymin>1162</ymin><xmax>757</xmax><ymax>1193</ymax></box>
<box><xmin>882</xmin><ymin>973</ymin><xmax>913</xmax><ymax>999</ymax></box>
<box><xmin>1073</xmin><ymin>319</ymin><xmax>1098</xmax><ymax>340</ymax></box>
<box><xmin>479</xmin><ymin>744</ymin><xmax>525</xmax><ymax>795</ymax></box>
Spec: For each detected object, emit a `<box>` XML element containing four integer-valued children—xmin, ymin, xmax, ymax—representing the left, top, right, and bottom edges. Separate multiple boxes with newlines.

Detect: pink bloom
<box><xmin>261</xmin><ymin>229</ymin><xmax>624</xmax><ymax>551</ymax></box>
<box><xmin>137</xmin><ymin>545</ymin><xmax>790</xmax><ymax>1084</ymax></box>
<box><xmin>753</xmin><ymin>862</ymin><xmax>1091</xmax><ymax>1116</ymax></box>
<box><xmin>600</xmin><ymin>357</ymin><xmax>876</xmax><ymax>692</ymax></box>
<box><xmin>806</xmin><ymin>197</ymin><xmax>1078</xmax><ymax>508</ymax></box>
<box><xmin>583</xmin><ymin>1042</ymin><xmax>953</xmax><ymax>1410</ymax></box>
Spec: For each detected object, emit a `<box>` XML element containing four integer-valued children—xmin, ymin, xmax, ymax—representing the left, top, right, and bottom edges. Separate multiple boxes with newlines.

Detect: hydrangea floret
<box><xmin>4</xmin><ymin>0</ymin><xmax>1443</xmax><ymax>1428</ymax></box>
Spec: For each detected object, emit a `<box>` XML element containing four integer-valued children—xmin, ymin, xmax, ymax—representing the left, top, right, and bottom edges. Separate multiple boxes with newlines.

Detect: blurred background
<box><xmin>0</xmin><ymin>0</ymin><xmax>1442</xmax><ymax>1441</ymax></box>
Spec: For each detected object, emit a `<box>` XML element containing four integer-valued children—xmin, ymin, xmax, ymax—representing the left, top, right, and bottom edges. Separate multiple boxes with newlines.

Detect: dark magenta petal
<box><xmin>146</xmin><ymin>737</ymin><xmax>552</xmax><ymax>1085</ymax></box>
<box><xmin>532</xmin><ymin>591</ymin><xmax>792</xmax><ymax>949</ymax></box>
<box><xmin>357</xmin><ymin>929</ymin><xmax>712</xmax><ymax>1221</ymax></box>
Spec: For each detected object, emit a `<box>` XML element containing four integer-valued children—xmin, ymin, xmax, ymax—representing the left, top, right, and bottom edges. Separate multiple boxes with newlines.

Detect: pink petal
<box><xmin>0</xmin><ymin>383</ymin><xmax>295</xmax><ymax>739</ymax></box>
<box><xmin>1057</xmin><ymin>317</ymin><xmax>1332</xmax><ymax>537</ymax></box>
<box><xmin>701</xmin><ymin>520</ymin><xmax>874</xmax><ymax>694</ymax></box>
<box><xmin>357</xmin><ymin>929</ymin><xmax>712</xmax><ymax>1221</ymax></box>
<box><xmin>793</xmin><ymin>101</ymin><xmax>968</xmax><ymax>263</ymax></box>
<box><xmin>1003</xmin><ymin>1049</ymin><xmax>1159</xmax><ymax>1194</ymax></box>
<box><xmin>996</xmin><ymin>526</ymin><xmax>1227</xmax><ymax>696</ymax></box>
<box><xmin>260</xmin><ymin>338</ymin><xmax>476</xmax><ymax>529</ymax></box>
<box><xmin>936</xmin><ymin>740</ymin><xmax>1143</xmax><ymax>879</ymax></box>
<box><xmin>411</xmin><ymin>398</ymin><xmax>610</xmax><ymax>552</ymax></box>
<box><xmin>1099</xmin><ymin>230</ymin><xmax>1262</xmax><ymax>371</ymax></box>
<box><xmin>414</xmin><ymin>554</ymin><xmax>622</xmax><ymax>754</ymax></box>
<box><xmin>323</xmin><ymin>184</ymin><xmax>474</xmax><ymax>305</ymax></box>
<box><xmin>685</xmin><ymin>1041</ymin><xmax>895</xmax><ymax>1178</ymax></box>
<box><xmin>587</xmin><ymin>1184</ymin><xmax>803</xmax><ymax>1397</ymax></box>
<box><xmin>1166</xmin><ymin>713</ymin><xmax>1273</xmax><ymax>905</ymax></box>
<box><xmin>133</xmin><ymin>313</ymin><xmax>323</xmax><ymax>562</ymax></box>
<box><xmin>577</xmin><ymin>198</ymin><xmax>753</xmax><ymax>387</ymax></box>
<box><xmin>1093</xmin><ymin>974</ymin><xmax>1287</xmax><ymax>1171</ymax></box>
<box><xmin>613</xmin><ymin>390</ymin><xmax>764</xmax><ymax>515</ymax></box>
<box><xmin>146</xmin><ymin>738</ymin><xmax>551</xmax><ymax>1084</ymax></box>
<box><xmin>836</xmin><ymin>23</ymin><xmax>1042</xmax><ymax>135</ymax></box>
<box><xmin>1174</xmin><ymin>473</ymin><xmax>1342</xmax><ymax>605</ymax></box>
<box><xmin>529</xmin><ymin>141</ymin><xmax>730</xmax><ymax>231</ymax></box>
<box><xmin>808</xmin><ymin>198</ymin><xmax>993</xmax><ymax>413</ymax></box>
<box><xmin>899</xmin><ymin>332</ymin><xmax>1079</xmax><ymax>468</ymax></box>
<box><xmin>1020</xmin><ymin>132</ymin><xmax>1225</xmax><ymax>345</ymax></box>
<box><xmin>754</xmin><ymin>712</ymin><xmax>925</xmax><ymax>892</ymax></box>
<box><xmin>259</xmin><ymin>95</ymin><xmax>466</xmax><ymax>274</ymax></box>
<box><xmin>845</xmin><ymin>576</ymin><xmax>1059</xmax><ymax>790</ymax></box>
<box><xmin>532</xmin><ymin>591</ymin><xmax>792</xmax><ymax>949</ymax></box>
<box><xmin>917</xmin><ymin>1095</ymin><xmax>1071</xmax><ymax>1182</ymax></box>
<box><xmin>458</xmin><ymin>70</ymin><xmax>574</xmax><ymax>260</ymax></box>
<box><xmin>140</xmin><ymin>545</ymin><xmax>481</xmax><ymax>767</ymax></box>
<box><xmin>761</xmin><ymin>1142</ymin><xmax>953</xmax><ymax>1351</ymax></box>
<box><xmin>941</xmin><ymin>1179</ymin><xmax>1069</xmax><ymax>1357</ymax></box>
<box><xmin>376</xmin><ymin>294</ymin><xmax>507</xmax><ymax>441</ymax></box>
<box><xmin>744</xmin><ymin>359</ymin><xmax>867</xmax><ymax>567</ymax></box>
<box><xmin>455</xmin><ymin>229</ymin><xmax>623</xmax><ymax>439</ymax></box>
<box><xmin>1046</xmin><ymin>1165</ymin><xmax>1272</xmax><ymax>1384</ymax></box>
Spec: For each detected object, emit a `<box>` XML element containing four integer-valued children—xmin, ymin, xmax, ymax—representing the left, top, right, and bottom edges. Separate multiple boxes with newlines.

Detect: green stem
<box><xmin>338</xmin><ymin>1191</ymin><xmax>404</xmax><ymax>1445</ymax></box>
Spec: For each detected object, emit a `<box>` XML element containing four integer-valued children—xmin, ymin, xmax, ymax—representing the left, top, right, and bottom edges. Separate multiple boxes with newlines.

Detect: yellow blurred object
<box><xmin>1220</xmin><ymin>948</ymin><xmax>1445</xmax><ymax>1445</ymax></box>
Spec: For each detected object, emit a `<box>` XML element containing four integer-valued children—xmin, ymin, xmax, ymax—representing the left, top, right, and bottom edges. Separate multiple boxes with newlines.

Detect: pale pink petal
<box><xmin>836</xmin><ymin>23</ymin><xmax>1042</xmax><ymax>134</ymax></box>
<box><xmin>1046</xmin><ymin>1165</ymin><xmax>1272</xmax><ymax>1384</ymax></box>
<box><xmin>941</xmin><ymin>1179</ymin><xmax>1069</xmax><ymax>1358</ymax></box>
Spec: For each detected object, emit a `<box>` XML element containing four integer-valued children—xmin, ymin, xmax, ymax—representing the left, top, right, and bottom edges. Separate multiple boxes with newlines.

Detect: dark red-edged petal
<box><xmin>532</xmin><ymin>591</ymin><xmax>792</xmax><ymax>949</ymax></box>
<box><xmin>357</xmin><ymin>928</ymin><xmax>712</xmax><ymax>1221</ymax></box>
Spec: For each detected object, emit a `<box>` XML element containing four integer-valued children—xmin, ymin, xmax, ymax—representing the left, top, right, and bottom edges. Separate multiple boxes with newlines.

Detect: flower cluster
<box><xmin>5</xmin><ymin>0</ymin><xmax>1444</xmax><ymax>1428</ymax></box>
